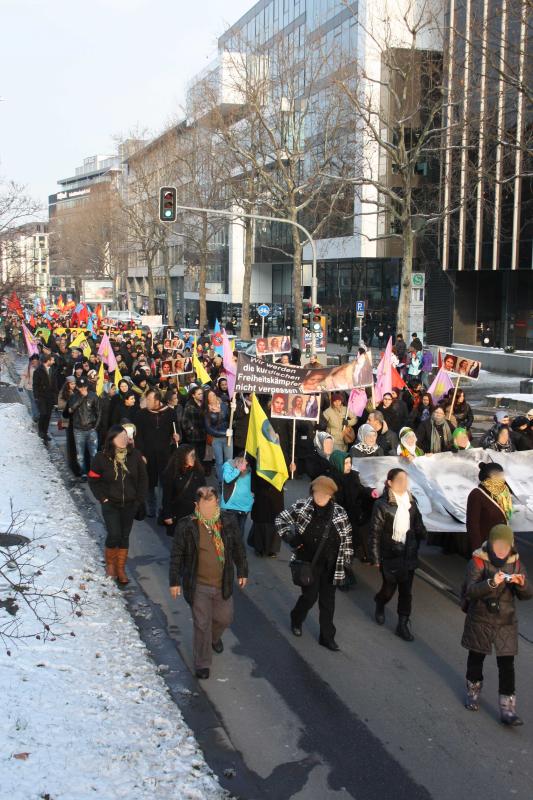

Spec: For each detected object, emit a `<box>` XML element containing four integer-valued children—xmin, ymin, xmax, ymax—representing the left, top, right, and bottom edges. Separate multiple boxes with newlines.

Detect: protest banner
<box><xmin>270</xmin><ymin>393</ymin><xmax>321</xmax><ymax>421</ymax></box>
<box><xmin>234</xmin><ymin>353</ymin><xmax>373</xmax><ymax>394</ymax></box>
<box><xmin>161</xmin><ymin>356</ymin><xmax>193</xmax><ymax>376</ymax></box>
<box><xmin>256</xmin><ymin>335</ymin><xmax>292</xmax><ymax>355</ymax></box>
<box><xmin>442</xmin><ymin>353</ymin><xmax>481</xmax><ymax>380</ymax></box>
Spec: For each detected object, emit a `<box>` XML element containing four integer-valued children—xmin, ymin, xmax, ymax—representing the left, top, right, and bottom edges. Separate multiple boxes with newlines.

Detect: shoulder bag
<box><xmin>290</xmin><ymin>521</ymin><xmax>332</xmax><ymax>588</ymax></box>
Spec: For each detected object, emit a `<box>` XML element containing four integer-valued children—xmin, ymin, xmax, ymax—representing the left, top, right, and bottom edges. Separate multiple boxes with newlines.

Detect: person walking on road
<box><xmin>88</xmin><ymin>425</ymin><xmax>148</xmax><ymax>585</ymax></box>
<box><xmin>275</xmin><ymin>476</ymin><xmax>353</xmax><ymax>651</ymax></box>
<box><xmin>369</xmin><ymin>468</ymin><xmax>427</xmax><ymax>641</ymax></box>
<box><xmin>161</xmin><ymin>444</ymin><xmax>205</xmax><ymax>537</ymax></box>
<box><xmin>466</xmin><ymin>462</ymin><xmax>512</xmax><ymax>555</ymax></box>
<box><xmin>67</xmin><ymin>376</ymin><xmax>101</xmax><ymax>480</ymax></box>
<box><xmin>169</xmin><ymin>486</ymin><xmax>248</xmax><ymax>680</ymax></box>
<box><xmin>32</xmin><ymin>353</ymin><xmax>57</xmax><ymax>443</ymax></box>
<box><xmin>461</xmin><ymin>524</ymin><xmax>532</xmax><ymax>725</ymax></box>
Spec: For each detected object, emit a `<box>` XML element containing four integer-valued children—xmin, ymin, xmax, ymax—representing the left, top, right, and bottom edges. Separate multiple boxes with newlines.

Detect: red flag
<box><xmin>57</xmin><ymin>294</ymin><xmax>65</xmax><ymax>311</ymax></box>
<box><xmin>95</xmin><ymin>303</ymin><xmax>102</xmax><ymax>321</ymax></box>
<box><xmin>7</xmin><ymin>291</ymin><xmax>23</xmax><ymax>318</ymax></box>
<box><xmin>391</xmin><ymin>367</ymin><xmax>406</xmax><ymax>391</ymax></box>
<box><xmin>29</xmin><ymin>314</ymin><xmax>36</xmax><ymax>328</ymax></box>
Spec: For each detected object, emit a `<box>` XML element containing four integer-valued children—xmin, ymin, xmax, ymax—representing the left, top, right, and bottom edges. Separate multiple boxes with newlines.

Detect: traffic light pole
<box><xmin>161</xmin><ymin>202</ymin><xmax>318</xmax><ymax>355</ymax></box>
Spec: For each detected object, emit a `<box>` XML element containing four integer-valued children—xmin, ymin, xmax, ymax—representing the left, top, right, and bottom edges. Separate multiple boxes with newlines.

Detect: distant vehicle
<box><xmin>106</xmin><ymin>309</ymin><xmax>143</xmax><ymax>324</ymax></box>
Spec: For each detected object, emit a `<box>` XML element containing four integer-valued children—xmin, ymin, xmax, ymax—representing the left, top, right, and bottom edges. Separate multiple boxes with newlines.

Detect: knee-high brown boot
<box><xmin>116</xmin><ymin>549</ymin><xmax>129</xmax><ymax>585</ymax></box>
<box><xmin>104</xmin><ymin>547</ymin><xmax>118</xmax><ymax>578</ymax></box>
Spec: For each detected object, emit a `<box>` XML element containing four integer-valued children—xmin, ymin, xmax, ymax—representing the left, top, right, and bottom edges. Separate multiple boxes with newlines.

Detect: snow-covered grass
<box><xmin>0</xmin><ymin>403</ymin><xmax>225</xmax><ymax>800</ymax></box>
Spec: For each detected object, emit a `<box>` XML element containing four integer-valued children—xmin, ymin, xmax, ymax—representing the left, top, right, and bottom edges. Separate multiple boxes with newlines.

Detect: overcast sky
<box><xmin>0</xmin><ymin>0</ymin><xmax>252</xmax><ymax>207</ymax></box>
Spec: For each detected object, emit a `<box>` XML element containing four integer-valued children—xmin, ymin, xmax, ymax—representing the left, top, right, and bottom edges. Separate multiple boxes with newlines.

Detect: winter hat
<box><xmin>330</xmin><ymin>449</ymin><xmax>350</xmax><ymax>475</ymax></box>
<box><xmin>87</xmin><ymin>369</ymin><xmax>97</xmax><ymax>380</ymax></box>
<box><xmin>331</xmin><ymin>392</ymin><xmax>344</xmax><ymax>403</ymax></box>
<box><xmin>76</xmin><ymin>376</ymin><xmax>89</xmax><ymax>388</ymax></box>
<box><xmin>488</xmin><ymin>524</ymin><xmax>514</xmax><ymax>548</ymax></box>
<box><xmin>452</xmin><ymin>427</ymin><xmax>467</xmax><ymax>441</ymax></box>
<box><xmin>478</xmin><ymin>461</ymin><xmax>504</xmax><ymax>482</ymax></box>
<box><xmin>310</xmin><ymin>476</ymin><xmax>338</xmax><ymax>498</ymax></box>
<box><xmin>65</xmin><ymin>375</ymin><xmax>76</xmax><ymax>383</ymax></box>
<box><xmin>494</xmin><ymin>409</ymin><xmax>510</xmax><ymax>424</ymax></box>
<box><xmin>511</xmin><ymin>416</ymin><xmax>529</xmax><ymax>431</ymax></box>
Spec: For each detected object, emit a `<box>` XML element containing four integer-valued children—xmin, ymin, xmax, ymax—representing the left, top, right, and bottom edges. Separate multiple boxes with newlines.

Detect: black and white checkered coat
<box><xmin>275</xmin><ymin>497</ymin><xmax>353</xmax><ymax>585</ymax></box>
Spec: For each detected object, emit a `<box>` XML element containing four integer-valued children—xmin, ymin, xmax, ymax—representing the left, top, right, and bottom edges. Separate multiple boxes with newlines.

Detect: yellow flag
<box><xmin>70</xmin><ymin>330</ymin><xmax>91</xmax><ymax>358</ymax></box>
<box><xmin>193</xmin><ymin>336</ymin><xmax>211</xmax><ymax>385</ymax></box>
<box><xmin>96</xmin><ymin>362</ymin><xmax>105</xmax><ymax>397</ymax></box>
<box><xmin>114</xmin><ymin>366</ymin><xmax>123</xmax><ymax>388</ymax></box>
<box><xmin>245</xmin><ymin>394</ymin><xmax>288</xmax><ymax>491</ymax></box>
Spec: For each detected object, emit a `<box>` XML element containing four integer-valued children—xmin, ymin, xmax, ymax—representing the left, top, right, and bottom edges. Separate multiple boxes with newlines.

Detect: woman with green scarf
<box><xmin>329</xmin><ymin>450</ymin><xmax>379</xmax><ymax>562</ymax></box>
<box><xmin>466</xmin><ymin>462</ymin><xmax>513</xmax><ymax>554</ymax></box>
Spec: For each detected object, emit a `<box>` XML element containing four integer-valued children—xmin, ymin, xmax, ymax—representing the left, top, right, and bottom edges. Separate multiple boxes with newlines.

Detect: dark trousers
<box><xmin>37</xmin><ymin>404</ymin><xmax>53</xmax><ymax>438</ymax></box>
<box><xmin>466</xmin><ymin>651</ymin><xmax>515</xmax><ymax>695</ymax></box>
<box><xmin>102</xmin><ymin>504</ymin><xmax>136</xmax><ymax>548</ymax></box>
<box><xmin>291</xmin><ymin>563</ymin><xmax>336</xmax><ymax>642</ymax></box>
<box><xmin>375</xmin><ymin>568</ymin><xmax>415</xmax><ymax>616</ymax></box>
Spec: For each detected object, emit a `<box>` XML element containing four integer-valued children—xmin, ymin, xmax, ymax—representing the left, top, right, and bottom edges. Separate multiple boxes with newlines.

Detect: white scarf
<box><xmin>392</xmin><ymin>491</ymin><xmax>411</xmax><ymax>544</ymax></box>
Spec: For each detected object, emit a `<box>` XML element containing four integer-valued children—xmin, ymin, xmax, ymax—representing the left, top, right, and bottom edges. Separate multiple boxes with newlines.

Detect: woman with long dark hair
<box><xmin>182</xmin><ymin>385</ymin><xmax>207</xmax><ymax>463</ymax></box>
<box><xmin>161</xmin><ymin>444</ymin><xmax>205</xmax><ymax>537</ymax></box>
<box><xmin>369</xmin><ymin>467</ymin><xmax>426</xmax><ymax>641</ymax></box>
<box><xmin>88</xmin><ymin>425</ymin><xmax>148</xmax><ymax>585</ymax></box>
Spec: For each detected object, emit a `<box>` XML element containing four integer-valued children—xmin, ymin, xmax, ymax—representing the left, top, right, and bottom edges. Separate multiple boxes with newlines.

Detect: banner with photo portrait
<box><xmin>270</xmin><ymin>392</ymin><xmax>321</xmax><ymax>421</ymax></box>
<box><xmin>255</xmin><ymin>335</ymin><xmax>292</xmax><ymax>355</ymax></box>
<box><xmin>234</xmin><ymin>352</ymin><xmax>373</xmax><ymax>395</ymax></box>
<box><xmin>161</xmin><ymin>356</ymin><xmax>193</xmax><ymax>377</ymax></box>
<box><xmin>442</xmin><ymin>353</ymin><xmax>481</xmax><ymax>380</ymax></box>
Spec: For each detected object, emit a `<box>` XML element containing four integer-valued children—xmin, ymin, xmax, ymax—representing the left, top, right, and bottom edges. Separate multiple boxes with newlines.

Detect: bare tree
<box><xmin>337</xmin><ymin>0</ymin><xmax>458</xmax><ymax>337</ymax></box>
<box><xmin>203</xmin><ymin>31</ymin><xmax>358</xmax><ymax>344</ymax></box>
<box><xmin>0</xmin><ymin>178</ymin><xmax>43</xmax><ymax>303</ymax></box>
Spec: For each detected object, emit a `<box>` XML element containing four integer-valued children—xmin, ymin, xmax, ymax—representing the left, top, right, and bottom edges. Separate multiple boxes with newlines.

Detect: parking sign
<box><xmin>356</xmin><ymin>300</ymin><xmax>365</xmax><ymax>319</ymax></box>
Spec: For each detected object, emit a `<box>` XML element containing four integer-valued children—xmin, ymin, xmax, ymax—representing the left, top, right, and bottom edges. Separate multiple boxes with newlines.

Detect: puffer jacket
<box><xmin>461</xmin><ymin>544</ymin><xmax>532</xmax><ymax>656</ymax></box>
<box><xmin>369</xmin><ymin>489</ymin><xmax>426</xmax><ymax>569</ymax></box>
<box><xmin>168</xmin><ymin>511</ymin><xmax>248</xmax><ymax>604</ymax></box>
<box><xmin>68</xmin><ymin>390</ymin><xmax>101</xmax><ymax>431</ymax></box>
<box><xmin>88</xmin><ymin>447</ymin><xmax>148</xmax><ymax>508</ymax></box>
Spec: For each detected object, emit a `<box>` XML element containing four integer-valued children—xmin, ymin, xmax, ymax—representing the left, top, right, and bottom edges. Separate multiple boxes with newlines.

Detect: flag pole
<box><xmin>291</xmin><ymin>418</ymin><xmax>296</xmax><ymax>480</ymax></box>
<box><xmin>227</xmin><ymin>400</ymin><xmax>235</xmax><ymax>447</ymax></box>
<box><xmin>448</xmin><ymin>376</ymin><xmax>461</xmax><ymax>421</ymax></box>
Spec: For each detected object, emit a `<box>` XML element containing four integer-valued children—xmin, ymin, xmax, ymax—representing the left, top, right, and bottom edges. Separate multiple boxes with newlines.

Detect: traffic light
<box><xmin>159</xmin><ymin>187</ymin><xmax>177</xmax><ymax>222</ymax></box>
<box><xmin>311</xmin><ymin>304</ymin><xmax>322</xmax><ymax>322</ymax></box>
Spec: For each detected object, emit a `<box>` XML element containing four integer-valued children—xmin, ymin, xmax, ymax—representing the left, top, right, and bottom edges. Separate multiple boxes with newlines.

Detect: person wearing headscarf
<box><xmin>349</xmin><ymin>424</ymin><xmax>384</xmax><ymax>460</ymax></box>
<box><xmin>416</xmin><ymin>407</ymin><xmax>455</xmax><ymax>454</ymax></box>
<box><xmin>466</xmin><ymin>462</ymin><xmax>513</xmax><ymax>554</ymax></box>
<box><xmin>461</xmin><ymin>524</ymin><xmax>532</xmax><ymax>725</ymax></box>
<box><xmin>275</xmin><ymin>476</ymin><xmax>353</xmax><ymax>650</ymax></box>
<box><xmin>306</xmin><ymin>431</ymin><xmax>335</xmax><ymax>480</ymax></box>
<box><xmin>88</xmin><ymin>425</ymin><xmax>148</xmax><ymax>584</ymax></box>
<box><xmin>397</xmin><ymin>427</ymin><xmax>424</xmax><ymax>460</ymax></box>
<box><xmin>369</xmin><ymin>468</ymin><xmax>426</xmax><ymax>641</ymax></box>
<box><xmin>329</xmin><ymin>450</ymin><xmax>378</xmax><ymax>562</ymax></box>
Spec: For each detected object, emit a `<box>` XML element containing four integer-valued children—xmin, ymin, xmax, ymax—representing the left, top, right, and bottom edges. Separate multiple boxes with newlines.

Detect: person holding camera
<box><xmin>461</xmin><ymin>524</ymin><xmax>532</xmax><ymax>725</ymax></box>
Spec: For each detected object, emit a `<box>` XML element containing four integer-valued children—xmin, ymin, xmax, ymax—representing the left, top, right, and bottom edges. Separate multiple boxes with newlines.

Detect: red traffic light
<box><xmin>312</xmin><ymin>305</ymin><xmax>321</xmax><ymax>315</ymax></box>
<box><xmin>159</xmin><ymin>186</ymin><xmax>177</xmax><ymax>222</ymax></box>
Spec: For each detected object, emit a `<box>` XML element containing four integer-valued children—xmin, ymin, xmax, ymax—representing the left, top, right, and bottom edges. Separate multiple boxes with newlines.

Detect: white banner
<box><xmin>354</xmin><ymin>449</ymin><xmax>533</xmax><ymax>533</ymax></box>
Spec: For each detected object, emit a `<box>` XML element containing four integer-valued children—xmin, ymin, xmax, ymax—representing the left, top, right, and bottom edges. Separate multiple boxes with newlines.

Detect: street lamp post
<box><xmin>164</xmin><ymin>203</ymin><xmax>318</xmax><ymax>354</ymax></box>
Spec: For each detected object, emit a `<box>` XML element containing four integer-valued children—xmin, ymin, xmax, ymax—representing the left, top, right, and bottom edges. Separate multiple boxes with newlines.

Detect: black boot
<box><xmin>396</xmin><ymin>615</ymin><xmax>414</xmax><ymax>642</ymax></box>
<box><xmin>374</xmin><ymin>600</ymin><xmax>385</xmax><ymax>626</ymax></box>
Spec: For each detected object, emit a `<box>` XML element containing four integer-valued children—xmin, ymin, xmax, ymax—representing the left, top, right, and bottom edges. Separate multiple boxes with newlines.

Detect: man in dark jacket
<box><xmin>32</xmin><ymin>353</ymin><xmax>57</xmax><ymax>442</ymax></box>
<box><xmin>67</xmin><ymin>376</ymin><xmax>101</xmax><ymax>479</ymax></box>
<box><xmin>169</xmin><ymin>486</ymin><xmax>248</xmax><ymax>680</ymax></box>
<box><xmin>367</xmin><ymin>411</ymin><xmax>399</xmax><ymax>455</ymax></box>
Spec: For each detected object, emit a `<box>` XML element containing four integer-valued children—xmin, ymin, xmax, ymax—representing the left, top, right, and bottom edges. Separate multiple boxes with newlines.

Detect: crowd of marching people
<box><xmin>2</xmin><ymin>299</ymin><xmax>532</xmax><ymax>725</ymax></box>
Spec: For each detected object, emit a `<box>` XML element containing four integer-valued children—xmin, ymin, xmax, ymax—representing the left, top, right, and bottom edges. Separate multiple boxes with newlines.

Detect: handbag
<box><xmin>290</xmin><ymin>521</ymin><xmax>332</xmax><ymax>588</ymax></box>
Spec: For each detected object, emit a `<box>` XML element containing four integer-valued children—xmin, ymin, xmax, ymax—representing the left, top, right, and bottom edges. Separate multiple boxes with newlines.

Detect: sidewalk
<box><xmin>0</xmin><ymin>400</ymin><xmax>224</xmax><ymax>800</ymax></box>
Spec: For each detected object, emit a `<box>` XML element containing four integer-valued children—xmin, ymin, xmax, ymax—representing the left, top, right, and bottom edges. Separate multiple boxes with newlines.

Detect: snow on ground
<box><xmin>0</xmin><ymin>403</ymin><xmax>225</xmax><ymax>800</ymax></box>
<box><xmin>486</xmin><ymin>393</ymin><xmax>533</xmax><ymax>404</ymax></box>
<box><xmin>0</xmin><ymin>351</ymin><xmax>17</xmax><ymax>385</ymax></box>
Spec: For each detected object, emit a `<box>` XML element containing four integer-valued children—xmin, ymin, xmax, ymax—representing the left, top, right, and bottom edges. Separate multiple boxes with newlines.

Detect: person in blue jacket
<box><xmin>220</xmin><ymin>456</ymin><xmax>254</xmax><ymax>537</ymax></box>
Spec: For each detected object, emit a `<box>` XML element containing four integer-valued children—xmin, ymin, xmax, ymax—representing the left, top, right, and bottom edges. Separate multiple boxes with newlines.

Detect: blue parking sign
<box><xmin>356</xmin><ymin>300</ymin><xmax>365</xmax><ymax>318</ymax></box>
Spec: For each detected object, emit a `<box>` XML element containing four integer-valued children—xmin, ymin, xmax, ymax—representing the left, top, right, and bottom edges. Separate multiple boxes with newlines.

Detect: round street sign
<box><xmin>257</xmin><ymin>304</ymin><xmax>270</xmax><ymax>318</ymax></box>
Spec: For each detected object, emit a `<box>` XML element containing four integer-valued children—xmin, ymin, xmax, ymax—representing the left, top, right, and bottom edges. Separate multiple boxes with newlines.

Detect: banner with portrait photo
<box><xmin>255</xmin><ymin>335</ymin><xmax>292</xmax><ymax>356</ymax></box>
<box><xmin>442</xmin><ymin>353</ymin><xmax>481</xmax><ymax>380</ymax></box>
<box><xmin>161</xmin><ymin>356</ymin><xmax>193</xmax><ymax>377</ymax></box>
<box><xmin>270</xmin><ymin>392</ymin><xmax>321</xmax><ymax>421</ymax></box>
<box><xmin>234</xmin><ymin>352</ymin><xmax>373</xmax><ymax>395</ymax></box>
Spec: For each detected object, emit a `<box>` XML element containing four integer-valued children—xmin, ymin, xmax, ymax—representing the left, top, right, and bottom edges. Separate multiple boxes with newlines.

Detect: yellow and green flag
<box><xmin>245</xmin><ymin>394</ymin><xmax>288</xmax><ymax>491</ymax></box>
<box><xmin>96</xmin><ymin>362</ymin><xmax>105</xmax><ymax>397</ymax></box>
<box><xmin>193</xmin><ymin>336</ymin><xmax>211</xmax><ymax>385</ymax></box>
<box><xmin>114</xmin><ymin>366</ymin><xmax>123</xmax><ymax>388</ymax></box>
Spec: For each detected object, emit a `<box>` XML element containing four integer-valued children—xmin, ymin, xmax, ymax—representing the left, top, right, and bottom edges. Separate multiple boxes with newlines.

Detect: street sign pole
<box><xmin>359</xmin><ymin>317</ymin><xmax>363</xmax><ymax>347</ymax></box>
<box><xmin>356</xmin><ymin>300</ymin><xmax>365</xmax><ymax>346</ymax></box>
<box><xmin>261</xmin><ymin>317</ymin><xmax>265</xmax><ymax>339</ymax></box>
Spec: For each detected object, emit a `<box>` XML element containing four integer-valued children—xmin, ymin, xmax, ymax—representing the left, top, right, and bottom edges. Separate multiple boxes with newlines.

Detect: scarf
<box><xmin>113</xmin><ymin>447</ymin><xmax>129</xmax><ymax>480</ymax></box>
<box><xmin>194</xmin><ymin>509</ymin><xmax>225</xmax><ymax>564</ymax></box>
<box><xmin>482</xmin><ymin>478</ymin><xmax>513</xmax><ymax>520</ymax></box>
<box><xmin>353</xmin><ymin>423</ymin><xmax>379</xmax><ymax>455</ymax></box>
<box><xmin>430</xmin><ymin>419</ymin><xmax>452</xmax><ymax>453</ymax></box>
<box><xmin>314</xmin><ymin>431</ymin><xmax>333</xmax><ymax>458</ymax></box>
<box><xmin>391</xmin><ymin>491</ymin><xmax>411</xmax><ymax>544</ymax></box>
<box><xmin>398</xmin><ymin>427</ymin><xmax>423</xmax><ymax>458</ymax></box>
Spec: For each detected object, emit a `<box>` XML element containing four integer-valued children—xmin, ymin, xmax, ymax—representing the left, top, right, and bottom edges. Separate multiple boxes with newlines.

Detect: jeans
<box><xmin>27</xmin><ymin>390</ymin><xmax>39</xmax><ymax>421</ymax></box>
<box><xmin>102</xmin><ymin>503</ymin><xmax>136</xmax><ymax>548</ymax></box>
<box><xmin>227</xmin><ymin>510</ymin><xmax>247</xmax><ymax>539</ymax></box>
<box><xmin>375</xmin><ymin>568</ymin><xmax>415</xmax><ymax>617</ymax></box>
<box><xmin>73</xmin><ymin>428</ymin><xmax>98</xmax><ymax>475</ymax></box>
<box><xmin>212</xmin><ymin>436</ymin><xmax>233</xmax><ymax>483</ymax></box>
<box><xmin>467</xmin><ymin>651</ymin><xmax>515</xmax><ymax>695</ymax></box>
